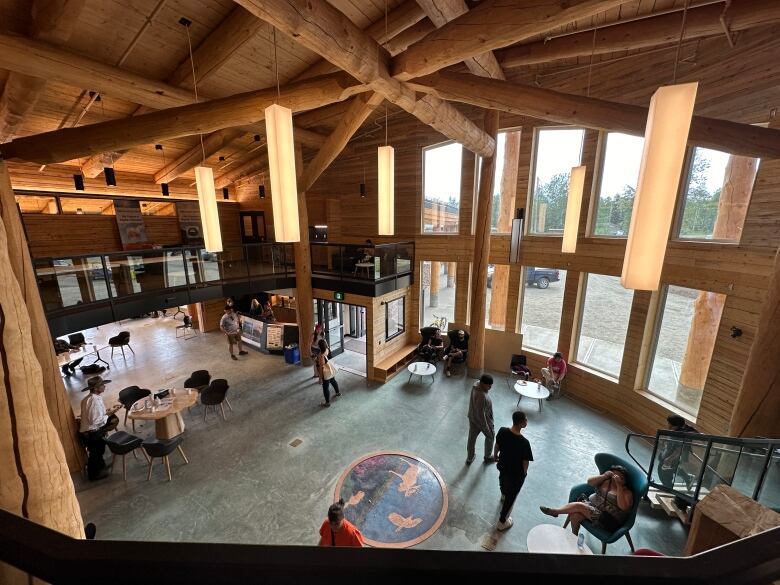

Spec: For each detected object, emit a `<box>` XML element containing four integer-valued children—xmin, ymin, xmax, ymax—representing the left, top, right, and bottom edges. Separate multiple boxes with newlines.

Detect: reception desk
<box><xmin>241</xmin><ymin>315</ymin><xmax>299</xmax><ymax>354</ymax></box>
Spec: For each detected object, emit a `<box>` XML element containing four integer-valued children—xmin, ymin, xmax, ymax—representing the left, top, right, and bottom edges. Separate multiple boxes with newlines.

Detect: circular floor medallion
<box><xmin>335</xmin><ymin>451</ymin><xmax>448</xmax><ymax>548</ymax></box>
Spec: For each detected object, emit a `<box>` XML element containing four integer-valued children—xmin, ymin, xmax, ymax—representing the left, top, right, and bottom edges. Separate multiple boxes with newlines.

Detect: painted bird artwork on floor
<box><xmin>388</xmin><ymin>461</ymin><xmax>421</xmax><ymax>497</ymax></box>
<box><xmin>344</xmin><ymin>491</ymin><xmax>365</xmax><ymax>509</ymax></box>
<box><xmin>388</xmin><ymin>512</ymin><xmax>423</xmax><ymax>533</ymax></box>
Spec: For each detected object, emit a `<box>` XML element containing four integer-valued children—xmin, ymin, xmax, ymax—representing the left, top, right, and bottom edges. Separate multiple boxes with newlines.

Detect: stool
<box><xmin>104</xmin><ymin>431</ymin><xmax>145</xmax><ymax>481</ymax></box>
<box><xmin>142</xmin><ymin>436</ymin><xmax>189</xmax><ymax>482</ymax></box>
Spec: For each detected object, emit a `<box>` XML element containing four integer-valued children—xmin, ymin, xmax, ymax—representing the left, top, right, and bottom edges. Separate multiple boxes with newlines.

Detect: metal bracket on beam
<box><xmin>719</xmin><ymin>1</ymin><xmax>736</xmax><ymax>48</ymax></box>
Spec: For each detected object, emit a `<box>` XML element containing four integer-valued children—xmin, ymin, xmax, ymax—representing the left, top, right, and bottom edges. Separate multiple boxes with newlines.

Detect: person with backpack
<box><xmin>318</xmin><ymin>499</ymin><xmax>363</xmax><ymax>547</ymax></box>
<box><xmin>316</xmin><ymin>338</ymin><xmax>340</xmax><ymax>407</ymax></box>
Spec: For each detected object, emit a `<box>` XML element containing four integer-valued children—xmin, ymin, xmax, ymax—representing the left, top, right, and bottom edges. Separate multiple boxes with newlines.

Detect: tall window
<box><xmin>592</xmin><ymin>132</ymin><xmax>645</xmax><ymax>237</ymax></box>
<box><xmin>421</xmin><ymin>261</ymin><xmax>455</xmax><ymax>330</ymax></box>
<box><xmin>529</xmin><ymin>128</ymin><xmax>584</xmax><ymax>235</ymax></box>
<box><xmin>491</xmin><ymin>130</ymin><xmax>522</xmax><ymax>233</ymax></box>
<box><xmin>575</xmin><ymin>274</ymin><xmax>633</xmax><ymax>378</ymax></box>
<box><xmin>422</xmin><ymin>142</ymin><xmax>463</xmax><ymax>233</ymax></box>
<box><xmin>520</xmin><ymin>267</ymin><xmax>566</xmax><ymax>354</ymax></box>
<box><xmin>678</xmin><ymin>147</ymin><xmax>759</xmax><ymax>241</ymax></box>
<box><xmin>385</xmin><ymin>297</ymin><xmax>405</xmax><ymax>340</ymax></box>
<box><xmin>647</xmin><ymin>285</ymin><xmax>726</xmax><ymax>416</ymax></box>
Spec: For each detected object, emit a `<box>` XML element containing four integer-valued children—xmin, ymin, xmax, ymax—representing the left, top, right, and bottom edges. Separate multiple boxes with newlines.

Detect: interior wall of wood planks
<box><xmin>292</xmin><ymin>109</ymin><xmax>780</xmax><ymax>437</ymax></box>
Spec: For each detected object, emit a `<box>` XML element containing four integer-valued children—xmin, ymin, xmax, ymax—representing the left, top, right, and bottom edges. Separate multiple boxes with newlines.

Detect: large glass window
<box><xmin>592</xmin><ymin>132</ymin><xmax>645</xmax><ymax>237</ymax></box>
<box><xmin>678</xmin><ymin>147</ymin><xmax>759</xmax><ymax>241</ymax></box>
<box><xmin>529</xmin><ymin>128</ymin><xmax>584</xmax><ymax>235</ymax></box>
<box><xmin>647</xmin><ymin>285</ymin><xmax>726</xmax><ymax>415</ymax></box>
<box><xmin>385</xmin><ymin>297</ymin><xmax>405</xmax><ymax>340</ymax></box>
<box><xmin>575</xmin><ymin>274</ymin><xmax>633</xmax><ymax>378</ymax></box>
<box><xmin>423</xmin><ymin>142</ymin><xmax>463</xmax><ymax>233</ymax></box>
<box><xmin>520</xmin><ymin>267</ymin><xmax>566</xmax><ymax>354</ymax></box>
<box><xmin>420</xmin><ymin>260</ymin><xmax>455</xmax><ymax>330</ymax></box>
<box><xmin>491</xmin><ymin>130</ymin><xmax>522</xmax><ymax>234</ymax></box>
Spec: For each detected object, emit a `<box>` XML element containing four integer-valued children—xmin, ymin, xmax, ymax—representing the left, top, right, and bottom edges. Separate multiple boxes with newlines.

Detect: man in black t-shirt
<box><xmin>493</xmin><ymin>411</ymin><xmax>533</xmax><ymax>531</ymax></box>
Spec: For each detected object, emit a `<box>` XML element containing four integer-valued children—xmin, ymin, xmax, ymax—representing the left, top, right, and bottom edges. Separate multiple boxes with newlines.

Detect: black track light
<box><xmin>73</xmin><ymin>174</ymin><xmax>85</xmax><ymax>191</ymax></box>
<box><xmin>258</xmin><ymin>184</ymin><xmax>266</xmax><ymax>199</ymax></box>
<box><xmin>360</xmin><ymin>182</ymin><xmax>366</xmax><ymax>198</ymax></box>
<box><xmin>161</xmin><ymin>183</ymin><xmax>170</xmax><ymax>196</ymax></box>
<box><xmin>222</xmin><ymin>187</ymin><xmax>229</xmax><ymax>200</ymax></box>
<box><xmin>104</xmin><ymin>167</ymin><xmax>116</xmax><ymax>187</ymax></box>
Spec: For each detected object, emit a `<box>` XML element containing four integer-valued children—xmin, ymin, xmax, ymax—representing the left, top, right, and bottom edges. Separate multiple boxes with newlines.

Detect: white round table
<box><xmin>514</xmin><ymin>381</ymin><xmax>550</xmax><ymax>411</ymax></box>
<box><xmin>527</xmin><ymin>524</ymin><xmax>593</xmax><ymax>555</ymax></box>
<box><xmin>407</xmin><ymin>361</ymin><xmax>436</xmax><ymax>384</ymax></box>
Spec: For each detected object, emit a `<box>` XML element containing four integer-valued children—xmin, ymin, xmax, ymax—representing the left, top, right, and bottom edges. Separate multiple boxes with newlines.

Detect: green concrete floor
<box><xmin>71</xmin><ymin>316</ymin><xmax>687</xmax><ymax>554</ymax></box>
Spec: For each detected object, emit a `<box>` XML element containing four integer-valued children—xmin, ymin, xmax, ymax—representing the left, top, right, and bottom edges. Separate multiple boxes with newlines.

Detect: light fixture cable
<box><xmin>184</xmin><ymin>20</ymin><xmax>207</xmax><ymax>164</ymax></box>
<box><xmin>586</xmin><ymin>26</ymin><xmax>597</xmax><ymax>97</ymax></box>
<box><xmin>673</xmin><ymin>0</ymin><xmax>690</xmax><ymax>84</ymax></box>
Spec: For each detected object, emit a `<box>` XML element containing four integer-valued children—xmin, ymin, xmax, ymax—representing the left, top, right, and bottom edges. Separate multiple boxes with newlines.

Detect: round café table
<box><xmin>128</xmin><ymin>389</ymin><xmax>198</xmax><ymax>440</ymax></box>
<box><xmin>527</xmin><ymin>524</ymin><xmax>593</xmax><ymax>555</ymax></box>
<box><xmin>514</xmin><ymin>381</ymin><xmax>550</xmax><ymax>411</ymax></box>
<box><xmin>408</xmin><ymin>361</ymin><xmax>436</xmax><ymax>384</ymax></box>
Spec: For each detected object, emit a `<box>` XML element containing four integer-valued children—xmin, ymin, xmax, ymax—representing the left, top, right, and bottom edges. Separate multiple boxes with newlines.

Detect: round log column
<box><xmin>467</xmin><ymin>110</ymin><xmax>499</xmax><ymax>376</ymax></box>
<box><xmin>295</xmin><ymin>151</ymin><xmax>314</xmax><ymax>367</ymax></box>
<box><xmin>679</xmin><ymin>155</ymin><xmax>758</xmax><ymax>389</ymax></box>
<box><xmin>446</xmin><ymin>262</ymin><xmax>456</xmax><ymax>287</ymax></box>
<box><xmin>0</xmin><ymin>161</ymin><xmax>84</xmax><ymax>472</ymax></box>
<box><xmin>430</xmin><ymin>261</ymin><xmax>440</xmax><ymax>307</ymax></box>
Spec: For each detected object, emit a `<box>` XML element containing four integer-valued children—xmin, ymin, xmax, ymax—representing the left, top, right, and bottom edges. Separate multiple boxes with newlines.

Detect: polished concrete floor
<box><xmin>71</xmin><ymin>316</ymin><xmax>687</xmax><ymax>554</ymax></box>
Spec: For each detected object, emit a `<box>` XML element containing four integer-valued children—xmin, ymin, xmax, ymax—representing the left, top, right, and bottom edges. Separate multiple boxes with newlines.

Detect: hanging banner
<box><xmin>114</xmin><ymin>199</ymin><xmax>149</xmax><ymax>250</ymax></box>
<box><xmin>176</xmin><ymin>200</ymin><xmax>205</xmax><ymax>246</ymax></box>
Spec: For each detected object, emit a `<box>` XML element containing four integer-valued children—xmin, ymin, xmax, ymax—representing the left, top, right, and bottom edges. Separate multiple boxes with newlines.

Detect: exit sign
<box><xmin>334</xmin><ymin>292</ymin><xmax>345</xmax><ymax>301</ymax></box>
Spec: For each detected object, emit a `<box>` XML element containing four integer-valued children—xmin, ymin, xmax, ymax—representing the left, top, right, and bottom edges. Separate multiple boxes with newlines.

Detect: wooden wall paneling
<box><xmin>740</xmin><ymin>119</ymin><xmax>780</xmax><ymax>248</ymax></box>
<box><xmin>373</xmin><ymin>286</ymin><xmax>413</xmax><ymax>365</ymax></box>
<box><xmin>196</xmin><ymin>299</ymin><xmax>226</xmax><ymax>333</ymax></box>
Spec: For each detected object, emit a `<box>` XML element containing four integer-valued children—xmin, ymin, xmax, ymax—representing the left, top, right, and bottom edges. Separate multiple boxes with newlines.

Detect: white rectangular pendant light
<box><xmin>194</xmin><ymin>165</ymin><xmax>222</xmax><ymax>253</ymax></box>
<box><xmin>562</xmin><ymin>165</ymin><xmax>586</xmax><ymax>253</ymax></box>
<box><xmin>265</xmin><ymin>103</ymin><xmax>300</xmax><ymax>242</ymax></box>
<box><xmin>621</xmin><ymin>82</ymin><xmax>698</xmax><ymax>291</ymax></box>
<box><xmin>378</xmin><ymin>145</ymin><xmax>395</xmax><ymax>235</ymax></box>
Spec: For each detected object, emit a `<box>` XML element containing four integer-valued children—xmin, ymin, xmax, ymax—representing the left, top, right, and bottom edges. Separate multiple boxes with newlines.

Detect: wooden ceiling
<box><xmin>1</xmin><ymin>0</ymin><xmax>779</xmax><ymax>197</ymax></box>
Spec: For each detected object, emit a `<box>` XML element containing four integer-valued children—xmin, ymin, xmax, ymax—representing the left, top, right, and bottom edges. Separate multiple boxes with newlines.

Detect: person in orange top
<box><xmin>318</xmin><ymin>499</ymin><xmax>364</xmax><ymax>547</ymax></box>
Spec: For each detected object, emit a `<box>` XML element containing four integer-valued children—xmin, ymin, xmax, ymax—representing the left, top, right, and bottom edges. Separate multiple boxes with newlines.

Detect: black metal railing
<box><xmin>310</xmin><ymin>241</ymin><xmax>414</xmax><ymax>282</ymax></box>
<box><xmin>625</xmin><ymin>430</ymin><xmax>780</xmax><ymax>510</ymax></box>
<box><xmin>33</xmin><ymin>243</ymin><xmax>295</xmax><ymax>315</ymax></box>
<box><xmin>0</xmin><ymin>508</ymin><xmax>778</xmax><ymax>585</ymax></box>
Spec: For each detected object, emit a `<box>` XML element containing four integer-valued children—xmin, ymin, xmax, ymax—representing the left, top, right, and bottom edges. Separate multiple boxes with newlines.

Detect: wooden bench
<box><xmin>373</xmin><ymin>343</ymin><xmax>418</xmax><ymax>382</ymax></box>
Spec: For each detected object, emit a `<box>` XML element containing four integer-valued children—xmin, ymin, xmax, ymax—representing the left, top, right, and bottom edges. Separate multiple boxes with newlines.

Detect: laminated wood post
<box><xmin>430</xmin><ymin>261</ymin><xmax>440</xmax><ymax>307</ymax></box>
<box><xmin>294</xmin><ymin>145</ymin><xmax>314</xmax><ymax>366</ymax></box>
<box><xmin>447</xmin><ymin>262</ymin><xmax>456</xmax><ymax>287</ymax></box>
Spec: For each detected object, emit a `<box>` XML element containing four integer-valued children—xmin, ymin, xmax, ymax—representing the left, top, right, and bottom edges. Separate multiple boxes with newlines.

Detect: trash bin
<box><xmin>284</xmin><ymin>344</ymin><xmax>300</xmax><ymax>364</ymax></box>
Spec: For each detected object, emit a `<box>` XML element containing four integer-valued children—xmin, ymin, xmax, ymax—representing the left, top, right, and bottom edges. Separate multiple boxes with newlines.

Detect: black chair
<box><xmin>142</xmin><ymin>436</ymin><xmax>188</xmax><ymax>482</ymax></box>
<box><xmin>510</xmin><ymin>354</ymin><xmax>531</xmax><ymax>379</ymax></box>
<box><xmin>109</xmin><ymin>331</ymin><xmax>134</xmax><ymax>358</ymax></box>
<box><xmin>176</xmin><ymin>315</ymin><xmax>197</xmax><ymax>339</ymax></box>
<box><xmin>104</xmin><ymin>431</ymin><xmax>145</xmax><ymax>480</ymax></box>
<box><xmin>68</xmin><ymin>332</ymin><xmax>86</xmax><ymax>346</ymax></box>
<box><xmin>184</xmin><ymin>370</ymin><xmax>211</xmax><ymax>392</ymax></box>
<box><xmin>118</xmin><ymin>386</ymin><xmax>151</xmax><ymax>431</ymax></box>
<box><xmin>200</xmin><ymin>379</ymin><xmax>232</xmax><ymax>422</ymax></box>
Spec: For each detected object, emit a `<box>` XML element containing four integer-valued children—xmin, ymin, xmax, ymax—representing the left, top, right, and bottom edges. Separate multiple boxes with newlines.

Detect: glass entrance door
<box><xmin>315</xmin><ymin>299</ymin><xmax>344</xmax><ymax>357</ymax></box>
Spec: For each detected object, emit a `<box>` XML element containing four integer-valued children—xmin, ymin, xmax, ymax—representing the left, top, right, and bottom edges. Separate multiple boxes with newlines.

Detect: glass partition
<box><xmin>310</xmin><ymin>242</ymin><xmax>414</xmax><ymax>281</ymax></box>
<box><xmin>34</xmin><ymin>256</ymin><xmax>112</xmax><ymax>310</ymax></box>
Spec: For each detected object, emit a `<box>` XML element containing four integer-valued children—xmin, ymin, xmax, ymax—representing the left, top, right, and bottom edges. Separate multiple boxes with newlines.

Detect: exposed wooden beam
<box><xmin>0</xmin><ymin>73</ymin><xmax>366</xmax><ymax>164</ymax></box>
<box><xmin>80</xmin><ymin>151</ymin><xmax>123</xmax><ymax>178</ymax></box>
<box><xmin>292</xmin><ymin>126</ymin><xmax>328</xmax><ymax>148</ymax></box>
<box><xmin>215</xmin><ymin>152</ymin><xmax>268</xmax><ymax>190</ymax></box>
<box><xmin>413</xmin><ymin>71</ymin><xmax>780</xmax><ymax>159</ymax></box>
<box><xmin>392</xmin><ymin>0</ymin><xmax>631</xmax><ymax>80</ymax></box>
<box><xmin>0</xmin><ymin>0</ymin><xmax>86</xmax><ymax>141</ymax></box>
<box><xmin>0</xmin><ymin>33</ymin><xmax>197</xmax><ymax>111</ymax></box>
<box><xmin>168</xmin><ymin>6</ymin><xmax>263</xmax><ymax>88</ymax></box>
<box><xmin>498</xmin><ymin>0</ymin><xmax>780</xmax><ymax>68</ymax></box>
<box><xmin>415</xmin><ymin>0</ymin><xmax>505</xmax><ymax>79</ymax></box>
<box><xmin>300</xmin><ymin>93</ymin><xmax>385</xmax><ymax>193</ymax></box>
<box><xmin>295</xmin><ymin>0</ymin><xmax>427</xmax><ymax>80</ymax></box>
<box><xmin>385</xmin><ymin>18</ymin><xmax>436</xmax><ymax>56</ymax></box>
<box><xmin>153</xmin><ymin>129</ymin><xmax>244</xmax><ymax>184</ymax></box>
<box><xmin>235</xmin><ymin>0</ymin><xmax>494</xmax><ymax>157</ymax></box>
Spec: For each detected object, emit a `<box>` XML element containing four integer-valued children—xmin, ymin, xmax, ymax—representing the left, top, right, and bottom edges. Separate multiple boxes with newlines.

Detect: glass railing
<box><xmin>34</xmin><ymin>243</ymin><xmax>295</xmax><ymax>314</ymax></box>
<box><xmin>310</xmin><ymin>241</ymin><xmax>415</xmax><ymax>282</ymax></box>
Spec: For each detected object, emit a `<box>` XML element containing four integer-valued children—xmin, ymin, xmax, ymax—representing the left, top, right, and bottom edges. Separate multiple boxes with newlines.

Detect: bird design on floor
<box><xmin>344</xmin><ymin>491</ymin><xmax>365</xmax><ymax>509</ymax></box>
<box><xmin>388</xmin><ymin>461</ymin><xmax>421</xmax><ymax>497</ymax></box>
<box><xmin>388</xmin><ymin>512</ymin><xmax>422</xmax><ymax>533</ymax></box>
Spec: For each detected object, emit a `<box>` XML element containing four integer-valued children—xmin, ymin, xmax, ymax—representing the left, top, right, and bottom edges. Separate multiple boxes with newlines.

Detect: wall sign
<box><xmin>334</xmin><ymin>291</ymin><xmax>345</xmax><ymax>301</ymax></box>
<box><xmin>176</xmin><ymin>201</ymin><xmax>205</xmax><ymax>246</ymax></box>
<box><xmin>114</xmin><ymin>199</ymin><xmax>149</xmax><ymax>250</ymax></box>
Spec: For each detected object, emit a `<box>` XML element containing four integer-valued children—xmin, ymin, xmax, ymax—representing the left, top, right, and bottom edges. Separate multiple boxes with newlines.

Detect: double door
<box><xmin>314</xmin><ymin>299</ymin><xmax>344</xmax><ymax>357</ymax></box>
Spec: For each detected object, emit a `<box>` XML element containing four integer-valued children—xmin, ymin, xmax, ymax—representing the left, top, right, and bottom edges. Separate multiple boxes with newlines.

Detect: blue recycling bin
<box><xmin>284</xmin><ymin>345</ymin><xmax>300</xmax><ymax>364</ymax></box>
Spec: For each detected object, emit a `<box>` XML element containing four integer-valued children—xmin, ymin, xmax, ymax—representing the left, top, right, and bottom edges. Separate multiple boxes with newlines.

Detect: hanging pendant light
<box><xmin>621</xmin><ymin>82</ymin><xmax>697</xmax><ymax>290</ymax></box>
<box><xmin>222</xmin><ymin>187</ymin><xmax>229</xmax><ymax>200</ymax></box>
<box><xmin>265</xmin><ymin>27</ymin><xmax>299</xmax><ymax>242</ymax></box>
<box><xmin>378</xmin><ymin>145</ymin><xmax>394</xmax><ymax>235</ymax></box>
<box><xmin>155</xmin><ymin>144</ymin><xmax>169</xmax><ymax>196</ymax></box>
<box><xmin>104</xmin><ymin>167</ymin><xmax>116</xmax><ymax>187</ymax></box>
<box><xmin>562</xmin><ymin>166</ymin><xmax>586</xmax><ymax>253</ymax></box>
<box><xmin>73</xmin><ymin>173</ymin><xmax>85</xmax><ymax>191</ymax></box>
<box><xmin>360</xmin><ymin>182</ymin><xmax>366</xmax><ymax>198</ymax></box>
<box><xmin>182</xmin><ymin>17</ymin><xmax>222</xmax><ymax>253</ymax></box>
<box><xmin>259</xmin><ymin>183</ymin><xmax>266</xmax><ymax>199</ymax></box>
<box><xmin>161</xmin><ymin>183</ymin><xmax>170</xmax><ymax>197</ymax></box>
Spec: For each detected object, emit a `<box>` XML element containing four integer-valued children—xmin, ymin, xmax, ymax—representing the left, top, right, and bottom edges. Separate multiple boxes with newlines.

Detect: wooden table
<box><xmin>514</xmin><ymin>381</ymin><xmax>550</xmax><ymax>411</ymax></box>
<box><xmin>407</xmin><ymin>361</ymin><xmax>436</xmax><ymax>384</ymax></box>
<box><xmin>128</xmin><ymin>390</ymin><xmax>198</xmax><ymax>440</ymax></box>
<box><xmin>527</xmin><ymin>524</ymin><xmax>593</xmax><ymax>555</ymax></box>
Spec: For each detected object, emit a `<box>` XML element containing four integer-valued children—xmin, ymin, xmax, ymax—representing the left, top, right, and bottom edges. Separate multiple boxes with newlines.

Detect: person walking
<box><xmin>493</xmin><ymin>411</ymin><xmax>533</xmax><ymax>531</ymax></box>
<box><xmin>466</xmin><ymin>374</ymin><xmax>495</xmax><ymax>465</ymax></box>
<box><xmin>310</xmin><ymin>323</ymin><xmax>327</xmax><ymax>378</ymax></box>
<box><xmin>316</xmin><ymin>338</ymin><xmax>341</xmax><ymax>407</ymax></box>
<box><xmin>318</xmin><ymin>499</ymin><xmax>364</xmax><ymax>547</ymax></box>
<box><xmin>219</xmin><ymin>306</ymin><xmax>247</xmax><ymax>360</ymax></box>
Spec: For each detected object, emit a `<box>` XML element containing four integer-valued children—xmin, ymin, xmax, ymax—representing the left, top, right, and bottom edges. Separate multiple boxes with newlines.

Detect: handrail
<box><xmin>0</xmin><ymin>509</ymin><xmax>778</xmax><ymax>584</ymax></box>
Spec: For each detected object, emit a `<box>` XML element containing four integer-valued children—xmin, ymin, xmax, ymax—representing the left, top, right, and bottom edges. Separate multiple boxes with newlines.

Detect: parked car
<box><xmin>487</xmin><ymin>265</ymin><xmax>494</xmax><ymax>288</ymax></box>
<box><xmin>89</xmin><ymin>266</ymin><xmax>112</xmax><ymax>280</ymax></box>
<box><xmin>525</xmin><ymin>267</ymin><xmax>560</xmax><ymax>289</ymax></box>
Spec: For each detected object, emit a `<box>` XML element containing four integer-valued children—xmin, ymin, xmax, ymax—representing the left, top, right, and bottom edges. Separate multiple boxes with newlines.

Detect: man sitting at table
<box><xmin>80</xmin><ymin>376</ymin><xmax>120</xmax><ymax>481</ymax></box>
